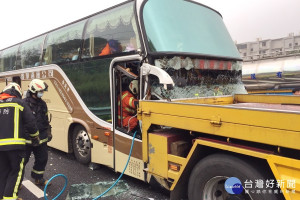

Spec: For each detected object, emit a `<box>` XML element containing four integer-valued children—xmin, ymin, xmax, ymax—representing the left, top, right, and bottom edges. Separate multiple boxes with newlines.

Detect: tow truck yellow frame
<box><xmin>138</xmin><ymin>94</ymin><xmax>300</xmax><ymax>200</ymax></box>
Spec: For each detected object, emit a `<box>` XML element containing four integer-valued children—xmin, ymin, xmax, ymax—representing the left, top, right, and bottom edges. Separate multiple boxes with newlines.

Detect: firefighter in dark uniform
<box><xmin>0</xmin><ymin>83</ymin><xmax>39</xmax><ymax>200</ymax></box>
<box><xmin>23</xmin><ymin>79</ymin><xmax>52</xmax><ymax>186</ymax></box>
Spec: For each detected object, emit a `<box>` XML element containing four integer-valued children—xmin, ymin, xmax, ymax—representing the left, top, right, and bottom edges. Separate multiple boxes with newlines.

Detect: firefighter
<box><xmin>23</xmin><ymin>79</ymin><xmax>52</xmax><ymax>186</ymax></box>
<box><xmin>118</xmin><ymin>79</ymin><xmax>139</xmax><ymax>132</ymax></box>
<box><xmin>0</xmin><ymin>83</ymin><xmax>39</xmax><ymax>200</ymax></box>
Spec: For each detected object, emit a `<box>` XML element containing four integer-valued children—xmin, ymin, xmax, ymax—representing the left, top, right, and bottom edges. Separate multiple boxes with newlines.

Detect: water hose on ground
<box><xmin>44</xmin><ymin>130</ymin><xmax>137</xmax><ymax>200</ymax></box>
<box><xmin>44</xmin><ymin>174</ymin><xmax>67</xmax><ymax>200</ymax></box>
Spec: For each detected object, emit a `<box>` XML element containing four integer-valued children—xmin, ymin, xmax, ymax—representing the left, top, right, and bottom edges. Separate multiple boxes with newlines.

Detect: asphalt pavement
<box><xmin>19</xmin><ymin>147</ymin><xmax>170</xmax><ymax>200</ymax></box>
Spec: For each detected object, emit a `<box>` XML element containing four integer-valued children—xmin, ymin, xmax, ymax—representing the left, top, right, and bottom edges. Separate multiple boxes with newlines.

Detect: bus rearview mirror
<box><xmin>141</xmin><ymin>63</ymin><xmax>174</xmax><ymax>90</ymax></box>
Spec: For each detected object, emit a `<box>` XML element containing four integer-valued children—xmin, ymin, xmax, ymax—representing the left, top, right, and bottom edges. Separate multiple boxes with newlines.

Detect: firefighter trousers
<box><xmin>24</xmin><ymin>143</ymin><xmax>48</xmax><ymax>180</ymax></box>
<box><xmin>0</xmin><ymin>150</ymin><xmax>25</xmax><ymax>200</ymax></box>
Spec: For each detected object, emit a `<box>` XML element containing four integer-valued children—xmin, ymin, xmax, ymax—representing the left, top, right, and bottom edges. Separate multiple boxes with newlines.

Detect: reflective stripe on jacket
<box><xmin>0</xmin><ymin>93</ymin><xmax>38</xmax><ymax>151</ymax></box>
<box><xmin>118</xmin><ymin>90</ymin><xmax>138</xmax><ymax>120</ymax></box>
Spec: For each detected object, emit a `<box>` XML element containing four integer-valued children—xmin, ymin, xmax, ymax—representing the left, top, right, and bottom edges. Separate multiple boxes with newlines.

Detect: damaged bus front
<box><xmin>139</xmin><ymin>0</ymin><xmax>246</xmax><ymax>101</ymax></box>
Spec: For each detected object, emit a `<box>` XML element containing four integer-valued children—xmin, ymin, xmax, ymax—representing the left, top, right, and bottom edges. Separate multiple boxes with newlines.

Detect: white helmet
<box><xmin>3</xmin><ymin>82</ymin><xmax>22</xmax><ymax>97</ymax></box>
<box><xmin>28</xmin><ymin>79</ymin><xmax>48</xmax><ymax>93</ymax></box>
<box><xmin>129</xmin><ymin>80</ymin><xmax>138</xmax><ymax>95</ymax></box>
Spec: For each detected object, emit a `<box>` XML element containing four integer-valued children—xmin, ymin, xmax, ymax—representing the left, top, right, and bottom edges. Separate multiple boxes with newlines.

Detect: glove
<box><xmin>31</xmin><ymin>136</ymin><xmax>40</xmax><ymax>147</ymax></box>
<box><xmin>47</xmin><ymin>125</ymin><xmax>52</xmax><ymax>142</ymax></box>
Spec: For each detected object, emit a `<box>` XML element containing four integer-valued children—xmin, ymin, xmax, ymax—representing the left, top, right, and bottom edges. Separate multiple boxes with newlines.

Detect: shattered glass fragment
<box><xmin>65</xmin><ymin>180</ymin><xmax>129</xmax><ymax>200</ymax></box>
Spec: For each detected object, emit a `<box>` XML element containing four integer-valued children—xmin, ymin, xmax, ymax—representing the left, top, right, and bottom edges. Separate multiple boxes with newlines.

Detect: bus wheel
<box><xmin>188</xmin><ymin>154</ymin><xmax>282</xmax><ymax>200</ymax></box>
<box><xmin>72</xmin><ymin>125</ymin><xmax>91</xmax><ymax>164</ymax></box>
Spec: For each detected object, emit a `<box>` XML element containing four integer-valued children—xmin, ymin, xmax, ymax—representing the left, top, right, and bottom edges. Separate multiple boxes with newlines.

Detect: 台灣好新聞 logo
<box><xmin>225</xmin><ymin>177</ymin><xmax>243</xmax><ymax>194</ymax></box>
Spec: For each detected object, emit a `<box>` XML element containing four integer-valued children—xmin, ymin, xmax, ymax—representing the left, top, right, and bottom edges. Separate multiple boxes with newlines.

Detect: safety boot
<box><xmin>34</xmin><ymin>178</ymin><xmax>51</xmax><ymax>186</ymax></box>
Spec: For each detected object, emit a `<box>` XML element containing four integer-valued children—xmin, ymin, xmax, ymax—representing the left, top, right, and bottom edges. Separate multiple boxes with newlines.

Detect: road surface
<box><xmin>19</xmin><ymin>147</ymin><xmax>170</xmax><ymax>200</ymax></box>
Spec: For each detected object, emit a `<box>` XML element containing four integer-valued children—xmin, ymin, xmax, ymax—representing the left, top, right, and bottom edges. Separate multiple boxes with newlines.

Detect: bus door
<box><xmin>111</xmin><ymin>57</ymin><xmax>144</xmax><ymax>178</ymax></box>
<box><xmin>110</xmin><ymin>56</ymin><xmax>174</xmax><ymax>180</ymax></box>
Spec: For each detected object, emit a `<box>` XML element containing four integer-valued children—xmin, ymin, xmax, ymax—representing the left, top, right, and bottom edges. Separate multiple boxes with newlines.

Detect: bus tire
<box><xmin>188</xmin><ymin>153</ymin><xmax>283</xmax><ymax>200</ymax></box>
<box><xmin>72</xmin><ymin>125</ymin><xmax>91</xmax><ymax>164</ymax></box>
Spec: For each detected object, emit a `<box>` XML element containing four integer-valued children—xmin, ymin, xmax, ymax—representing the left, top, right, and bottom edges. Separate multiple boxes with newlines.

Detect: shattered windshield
<box><xmin>142</xmin><ymin>0</ymin><xmax>241</xmax><ymax>59</ymax></box>
<box><xmin>150</xmin><ymin>57</ymin><xmax>247</xmax><ymax>100</ymax></box>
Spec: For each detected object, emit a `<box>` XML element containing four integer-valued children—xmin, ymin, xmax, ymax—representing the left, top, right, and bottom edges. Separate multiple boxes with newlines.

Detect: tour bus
<box><xmin>242</xmin><ymin>54</ymin><xmax>300</xmax><ymax>95</ymax></box>
<box><xmin>0</xmin><ymin>0</ymin><xmax>244</xmax><ymax>195</ymax></box>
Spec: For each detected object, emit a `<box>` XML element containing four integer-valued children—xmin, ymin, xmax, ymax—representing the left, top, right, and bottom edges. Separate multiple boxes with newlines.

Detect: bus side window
<box><xmin>1</xmin><ymin>45</ymin><xmax>19</xmax><ymax>72</ymax></box>
<box><xmin>89</xmin><ymin>34</ymin><xmax>95</xmax><ymax>57</ymax></box>
<box><xmin>124</xmin><ymin>37</ymin><xmax>137</xmax><ymax>52</ymax></box>
<box><xmin>82</xmin><ymin>2</ymin><xmax>139</xmax><ymax>58</ymax></box>
<box><xmin>43</xmin><ymin>46</ymin><xmax>53</xmax><ymax>65</ymax></box>
<box><xmin>82</xmin><ymin>32</ymin><xmax>107</xmax><ymax>58</ymax></box>
<box><xmin>42</xmin><ymin>20</ymin><xmax>85</xmax><ymax>64</ymax></box>
<box><xmin>18</xmin><ymin>35</ymin><xmax>44</xmax><ymax>68</ymax></box>
<box><xmin>98</xmin><ymin>39</ymin><xmax>122</xmax><ymax>56</ymax></box>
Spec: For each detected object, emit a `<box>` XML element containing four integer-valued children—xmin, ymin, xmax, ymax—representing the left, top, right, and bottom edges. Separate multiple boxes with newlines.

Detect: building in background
<box><xmin>237</xmin><ymin>33</ymin><xmax>300</xmax><ymax>61</ymax></box>
<box><xmin>237</xmin><ymin>33</ymin><xmax>300</xmax><ymax>94</ymax></box>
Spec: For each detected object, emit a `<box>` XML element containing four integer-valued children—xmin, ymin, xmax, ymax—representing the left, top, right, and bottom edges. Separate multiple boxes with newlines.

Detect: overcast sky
<box><xmin>0</xmin><ymin>0</ymin><xmax>299</xmax><ymax>50</ymax></box>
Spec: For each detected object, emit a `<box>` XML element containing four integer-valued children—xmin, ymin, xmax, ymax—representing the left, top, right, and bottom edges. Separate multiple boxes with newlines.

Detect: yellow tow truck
<box><xmin>137</xmin><ymin>94</ymin><xmax>300</xmax><ymax>200</ymax></box>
